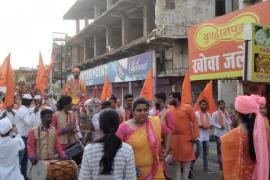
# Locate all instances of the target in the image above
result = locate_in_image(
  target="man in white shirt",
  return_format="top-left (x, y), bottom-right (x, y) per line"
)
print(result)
top-left (92, 101), bottom-right (111, 141)
top-left (0, 117), bottom-right (25, 180)
top-left (15, 94), bottom-right (40, 179)
top-left (30, 95), bottom-right (43, 126)
top-left (47, 94), bottom-right (57, 112)
top-left (211, 100), bottom-right (232, 170)
top-left (191, 100), bottom-right (214, 174)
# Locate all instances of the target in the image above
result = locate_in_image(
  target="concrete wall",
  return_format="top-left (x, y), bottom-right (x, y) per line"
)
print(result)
top-left (155, 0), bottom-right (215, 37)
top-left (157, 41), bottom-right (188, 76)
top-left (218, 80), bottom-right (237, 113)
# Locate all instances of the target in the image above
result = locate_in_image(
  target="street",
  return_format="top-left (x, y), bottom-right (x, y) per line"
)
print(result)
top-left (167, 158), bottom-right (222, 180)
top-left (167, 141), bottom-right (223, 180)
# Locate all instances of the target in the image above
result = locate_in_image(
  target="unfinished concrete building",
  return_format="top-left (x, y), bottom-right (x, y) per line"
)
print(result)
top-left (63, 0), bottom-right (243, 99)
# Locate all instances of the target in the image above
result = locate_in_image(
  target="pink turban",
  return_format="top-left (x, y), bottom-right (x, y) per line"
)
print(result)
top-left (235, 95), bottom-right (269, 180)
top-left (250, 95), bottom-right (266, 106)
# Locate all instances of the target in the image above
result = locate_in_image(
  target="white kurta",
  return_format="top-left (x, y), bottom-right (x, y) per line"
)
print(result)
top-left (0, 135), bottom-right (25, 180)
top-left (211, 110), bottom-right (232, 137)
top-left (195, 111), bottom-right (211, 141)
top-left (15, 105), bottom-right (40, 137)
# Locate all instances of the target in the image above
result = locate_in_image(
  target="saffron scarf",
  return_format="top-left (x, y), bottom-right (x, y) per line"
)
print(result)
top-left (218, 110), bottom-right (229, 127)
top-left (199, 110), bottom-right (210, 128)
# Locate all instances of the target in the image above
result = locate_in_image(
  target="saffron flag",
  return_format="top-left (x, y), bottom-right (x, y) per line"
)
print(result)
top-left (194, 80), bottom-right (217, 114)
top-left (42, 58), bottom-right (55, 87)
top-left (100, 78), bottom-right (111, 101)
top-left (0, 53), bottom-right (15, 107)
top-left (36, 53), bottom-right (55, 94)
top-left (140, 69), bottom-right (153, 101)
top-left (181, 70), bottom-right (192, 104)
top-left (35, 52), bottom-right (45, 93)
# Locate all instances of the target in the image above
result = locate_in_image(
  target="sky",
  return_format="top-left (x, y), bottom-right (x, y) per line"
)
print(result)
top-left (0, 0), bottom-right (77, 69)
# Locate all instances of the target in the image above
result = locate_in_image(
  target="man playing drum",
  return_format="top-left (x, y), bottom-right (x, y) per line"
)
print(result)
top-left (63, 67), bottom-right (87, 107)
top-left (27, 109), bottom-right (68, 164)
top-left (27, 109), bottom-right (78, 180)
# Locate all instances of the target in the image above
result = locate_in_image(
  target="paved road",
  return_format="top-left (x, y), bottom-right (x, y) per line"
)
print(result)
top-left (166, 158), bottom-right (222, 180)
top-left (167, 141), bottom-right (223, 180)
top-left (191, 158), bottom-right (222, 180)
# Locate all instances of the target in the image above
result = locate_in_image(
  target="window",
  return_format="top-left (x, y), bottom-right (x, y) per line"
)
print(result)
top-left (216, 0), bottom-right (239, 16)
top-left (215, 0), bottom-right (225, 16)
top-left (165, 0), bottom-right (175, 9)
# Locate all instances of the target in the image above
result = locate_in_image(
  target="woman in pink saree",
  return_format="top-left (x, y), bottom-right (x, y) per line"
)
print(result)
top-left (116, 97), bottom-right (171, 180)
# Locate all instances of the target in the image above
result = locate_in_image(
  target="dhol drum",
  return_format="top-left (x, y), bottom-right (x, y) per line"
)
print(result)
top-left (27, 160), bottom-right (78, 180)
top-left (64, 143), bottom-right (84, 165)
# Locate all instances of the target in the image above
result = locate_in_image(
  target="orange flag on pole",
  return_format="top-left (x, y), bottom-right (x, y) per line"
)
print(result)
top-left (194, 80), bottom-right (217, 114)
top-left (140, 69), bottom-right (153, 101)
top-left (0, 53), bottom-right (15, 107)
top-left (36, 52), bottom-right (45, 93)
top-left (181, 70), bottom-right (192, 104)
top-left (100, 78), bottom-right (111, 101)
top-left (42, 58), bottom-right (55, 87)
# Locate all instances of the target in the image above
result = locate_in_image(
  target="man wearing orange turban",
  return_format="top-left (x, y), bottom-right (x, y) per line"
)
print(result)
top-left (63, 67), bottom-right (87, 106)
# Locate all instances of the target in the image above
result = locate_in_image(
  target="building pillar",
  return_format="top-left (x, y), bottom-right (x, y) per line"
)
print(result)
top-left (94, 33), bottom-right (97, 57)
top-left (83, 39), bottom-right (88, 61)
top-left (84, 18), bottom-right (88, 27)
top-left (122, 14), bottom-right (129, 46)
top-left (236, 80), bottom-right (244, 95)
top-left (94, 2), bottom-right (101, 19)
top-left (143, 2), bottom-right (150, 36)
top-left (106, 26), bottom-right (112, 51)
top-left (107, 0), bottom-right (113, 10)
top-left (239, 0), bottom-right (253, 9)
top-left (236, 0), bottom-right (253, 95)
top-left (77, 45), bottom-right (81, 64)
top-left (152, 51), bottom-right (157, 97)
top-left (76, 20), bottom-right (80, 34)
top-left (128, 81), bottom-right (132, 94)
top-left (225, 0), bottom-right (233, 13)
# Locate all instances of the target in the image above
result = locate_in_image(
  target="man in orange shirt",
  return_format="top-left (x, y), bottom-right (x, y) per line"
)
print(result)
top-left (169, 92), bottom-right (199, 180)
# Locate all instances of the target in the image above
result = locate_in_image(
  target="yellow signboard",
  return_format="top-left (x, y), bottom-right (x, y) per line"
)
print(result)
top-left (245, 23), bottom-right (270, 82)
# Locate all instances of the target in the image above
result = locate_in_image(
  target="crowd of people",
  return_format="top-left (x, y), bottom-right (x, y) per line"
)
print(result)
top-left (0, 67), bottom-right (269, 180)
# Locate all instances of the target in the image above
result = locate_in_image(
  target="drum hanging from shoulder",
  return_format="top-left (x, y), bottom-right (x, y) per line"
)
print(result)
top-left (27, 160), bottom-right (78, 180)
top-left (64, 143), bottom-right (84, 165)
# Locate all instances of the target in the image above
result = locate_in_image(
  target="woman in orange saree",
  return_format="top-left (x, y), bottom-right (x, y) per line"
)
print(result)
top-left (221, 95), bottom-right (269, 180)
top-left (116, 97), bottom-right (171, 180)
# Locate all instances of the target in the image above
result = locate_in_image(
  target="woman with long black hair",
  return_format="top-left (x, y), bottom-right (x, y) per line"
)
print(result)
top-left (79, 108), bottom-right (136, 180)
top-left (221, 95), bottom-right (269, 180)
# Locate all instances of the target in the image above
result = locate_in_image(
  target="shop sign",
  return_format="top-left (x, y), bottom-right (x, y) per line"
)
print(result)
top-left (245, 23), bottom-right (270, 82)
top-left (78, 51), bottom-right (153, 85)
top-left (188, 1), bottom-right (270, 81)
